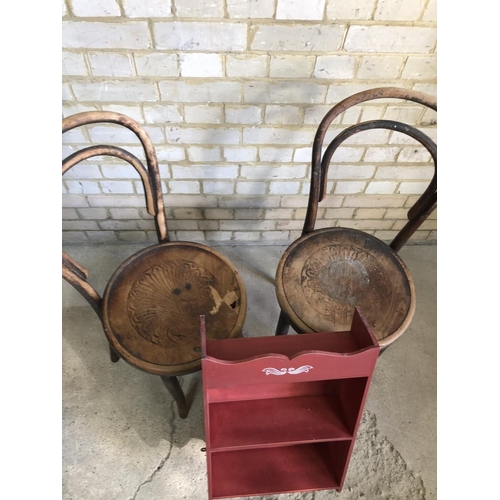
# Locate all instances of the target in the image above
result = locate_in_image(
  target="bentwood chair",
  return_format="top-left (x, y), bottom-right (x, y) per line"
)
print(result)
top-left (62, 111), bottom-right (247, 418)
top-left (274, 87), bottom-right (437, 351)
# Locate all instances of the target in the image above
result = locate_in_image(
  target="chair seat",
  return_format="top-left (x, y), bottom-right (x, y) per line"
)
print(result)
top-left (102, 242), bottom-right (247, 377)
top-left (275, 228), bottom-right (415, 348)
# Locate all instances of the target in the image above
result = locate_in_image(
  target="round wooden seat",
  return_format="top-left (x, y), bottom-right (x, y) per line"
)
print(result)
top-left (102, 242), bottom-right (247, 377)
top-left (275, 228), bottom-right (415, 349)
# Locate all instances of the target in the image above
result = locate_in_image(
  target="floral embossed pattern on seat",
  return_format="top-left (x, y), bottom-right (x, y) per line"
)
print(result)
top-left (127, 260), bottom-right (219, 347)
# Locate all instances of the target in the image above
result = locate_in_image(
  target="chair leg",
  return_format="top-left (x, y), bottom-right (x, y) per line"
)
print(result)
top-left (275, 310), bottom-right (291, 336)
top-left (161, 376), bottom-right (189, 419)
top-left (109, 344), bottom-right (120, 363)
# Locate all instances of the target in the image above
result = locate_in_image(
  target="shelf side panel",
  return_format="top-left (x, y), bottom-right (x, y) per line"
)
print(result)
top-left (350, 306), bottom-right (379, 349)
top-left (202, 328), bottom-right (213, 500)
top-left (338, 377), bottom-right (369, 435)
top-left (327, 440), bottom-right (352, 488)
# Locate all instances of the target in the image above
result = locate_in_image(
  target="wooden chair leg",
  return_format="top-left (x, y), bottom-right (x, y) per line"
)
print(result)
top-left (109, 344), bottom-right (120, 363)
top-left (161, 376), bottom-right (189, 419)
top-left (275, 310), bottom-right (291, 336)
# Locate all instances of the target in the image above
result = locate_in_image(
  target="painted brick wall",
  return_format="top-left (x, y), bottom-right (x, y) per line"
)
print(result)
top-left (62, 0), bottom-right (437, 245)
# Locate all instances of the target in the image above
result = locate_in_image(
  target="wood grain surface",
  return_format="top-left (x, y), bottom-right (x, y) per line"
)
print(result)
top-left (102, 242), bottom-right (247, 376)
top-left (276, 228), bottom-right (415, 348)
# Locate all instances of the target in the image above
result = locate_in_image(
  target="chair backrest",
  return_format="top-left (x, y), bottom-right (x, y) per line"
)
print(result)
top-left (62, 111), bottom-right (168, 316)
top-left (302, 87), bottom-right (437, 253)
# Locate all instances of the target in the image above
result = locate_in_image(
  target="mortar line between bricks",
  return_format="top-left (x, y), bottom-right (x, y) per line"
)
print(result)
top-left (62, 17), bottom-right (436, 28)
top-left (419, 0), bottom-right (432, 21)
top-left (62, 75), bottom-right (436, 82)
top-left (130, 400), bottom-right (177, 500)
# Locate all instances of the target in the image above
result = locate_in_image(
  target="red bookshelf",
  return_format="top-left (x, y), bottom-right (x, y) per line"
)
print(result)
top-left (201, 307), bottom-right (380, 499)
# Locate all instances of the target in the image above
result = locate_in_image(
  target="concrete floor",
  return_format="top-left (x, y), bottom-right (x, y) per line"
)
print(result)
top-left (62, 243), bottom-right (436, 500)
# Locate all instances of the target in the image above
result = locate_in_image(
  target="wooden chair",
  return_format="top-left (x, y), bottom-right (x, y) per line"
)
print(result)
top-left (62, 111), bottom-right (247, 418)
top-left (274, 87), bottom-right (437, 351)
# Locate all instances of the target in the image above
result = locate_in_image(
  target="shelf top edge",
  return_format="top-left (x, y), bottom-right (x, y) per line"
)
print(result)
top-left (203, 345), bottom-right (379, 365)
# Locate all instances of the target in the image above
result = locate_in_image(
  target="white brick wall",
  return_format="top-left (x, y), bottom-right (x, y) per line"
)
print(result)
top-left (314, 56), bottom-right (357, 79)
top-left (244, 82), bottom-right (327, 104)
top-left (225, 106), bottom-right (262, 124)
top-left (357, 56), bottom-right (404, 79)
top-left (365, 181), bottom-right (398, 194)
top-left (159, 81), bottom-right (241, 102)
top-left (169, 181), bottom-right (200, 194)
top-left (226, 55), bottom-right (268, 77)
top-left (243, 127), bottom-right (313, 145)
top-left (175, 0), bottom-right (224, 18)
top-left (223, 147), bottom-right (257, 162)
top-left (184, 105), bottom-right (223, 124)
top-left (251, 24), bottom-right (345, 51)
top-left (384, 106), bottom-right (423, 123)
top-left (171, 165), bottom-right (238, 179)
top-left (166, 127), bottom-right (239, 144)
top-left (265, 106), bottom-right (301, 125)
top-left (203, 181), bottom-right (235, 194)
top-left (154, 22), bottom-right (246, 51)
top-left (71, 0), bottom-right (121, 17)
top-left (270, 55), bottom-right (315, 78)
top-left (227, 0), bottom-right (274, 18)
top-left (187, 147), bottom-right (221, 162)
top-left (62, 83), bottom-right (73, 101)
top-left (422, 0), bottom-right (437, 21)
top-left (71, 81), bottom-right (157, 101)
top-left (135, 53), bottom-right (178, 76)
top-left (374, 0), bottom-right (426, 21)
top-left (62, 22), bottom-right (151, 49)
top-left (276, 0), bottom-right (326, 20)
top-left (64, 162), bottom-right (102, 179)
top-left (101, 104), bottom-right (144, 122)
top-left (402, 56), bottom-right (437, 80)
top-left (364, 147), bottom-right (400, 163)
top-left (62, 2), bottom-right (437, 245)
top-left (326, 0), bottom-right (376, 19)
top-left (180, 54), bottom-right (223, 77)
top-left (143, 104), bottom-right (182, 123)
top-left (122, 0), bottom-right (172, 18)
top-left (260, 148), bottom-right (293, 163)
top-left (345, 26), bottom-right (436, 53)
top-left (236, 183), bottom-right (267, 195)
top-left (62, 52), bottom-right (87, 76)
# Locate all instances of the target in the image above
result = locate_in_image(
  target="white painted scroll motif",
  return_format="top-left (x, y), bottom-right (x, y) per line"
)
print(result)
top-left (262, 365), bottom-right (313, 376)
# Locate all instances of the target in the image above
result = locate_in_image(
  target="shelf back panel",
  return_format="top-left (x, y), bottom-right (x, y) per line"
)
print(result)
top-left (206, 330), bottom-right (359, 361)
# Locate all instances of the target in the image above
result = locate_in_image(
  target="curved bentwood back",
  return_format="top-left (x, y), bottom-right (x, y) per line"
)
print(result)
top-left (62, 111), bottom-right (168, 316)
top-left (304, 87), bottom-right (437, 252)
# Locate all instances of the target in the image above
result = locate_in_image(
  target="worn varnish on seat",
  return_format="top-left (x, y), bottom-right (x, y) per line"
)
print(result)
top-left (275, 87), bottom-right (436, 350)
top-left (62, 111), bottom-right (246, 418)
top-left (103, 242), bottom-right (245, 377)
top-left (276, 227), bottom-right (415, 347)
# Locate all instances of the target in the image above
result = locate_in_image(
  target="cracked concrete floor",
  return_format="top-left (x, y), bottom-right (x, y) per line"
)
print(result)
top-left (62, 243), bottom-right (436, 500)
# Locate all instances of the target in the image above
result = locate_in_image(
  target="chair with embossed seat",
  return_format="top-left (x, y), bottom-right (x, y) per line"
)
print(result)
top-left (274, 87), bottom-right (437, 352)
top-left (62, 111), bottom-right (247, 418)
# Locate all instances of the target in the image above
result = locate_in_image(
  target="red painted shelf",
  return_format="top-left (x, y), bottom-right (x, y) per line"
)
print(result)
top-left (209, 388), bottom-right (365, 450)
top-left (210, 442), bottom-right (351, 499)
top-left (201, 307), bottom-right (380, 499)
